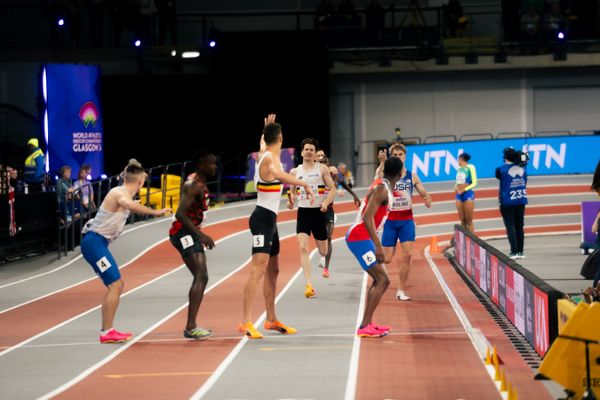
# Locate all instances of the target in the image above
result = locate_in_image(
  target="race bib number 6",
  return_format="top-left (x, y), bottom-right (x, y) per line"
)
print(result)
top-left (362, 250), bottom-right (376, 266)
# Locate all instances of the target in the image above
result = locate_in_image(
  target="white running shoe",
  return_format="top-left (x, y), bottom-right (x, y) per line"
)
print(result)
top-left (318, 256), bottom-right (326, 269)
top-left (517, 253), bottom-right (526, 259)
top-left (396, 289), bottom-right (410, 301)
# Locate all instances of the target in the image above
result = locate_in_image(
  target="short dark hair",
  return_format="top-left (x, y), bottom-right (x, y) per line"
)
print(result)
top-left (263, 123), bottom-right (282, 145)
top-left (301, 138), bottom-right (319, 151)
top-left (383, 157), bottom-right (403, 178)
top-left (592, 159), bottom-right (600, 194)
top-left (503, 147), bottom-right (517, 162)
top-left (192, 150), bottom-right (214, 168)
top-left (124, 164), bottom-right (145, 183)
top-left (459, 152), bottom-right (471, 162)
top-left (81, 163), bottom-right (91, 171)
top-left (58, 165), bottom-right (71, 176)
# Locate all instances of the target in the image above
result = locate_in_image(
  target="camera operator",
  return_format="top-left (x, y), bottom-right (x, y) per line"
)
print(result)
top-left (496, 148), bottom-right (529, 259)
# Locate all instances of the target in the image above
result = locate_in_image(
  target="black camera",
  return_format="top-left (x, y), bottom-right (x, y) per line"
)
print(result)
top-left (515, 150), bottom-right (529, 167)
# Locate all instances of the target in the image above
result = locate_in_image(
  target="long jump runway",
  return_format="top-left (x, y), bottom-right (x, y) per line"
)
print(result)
top-left (0, 176), bottom-right (595, 399)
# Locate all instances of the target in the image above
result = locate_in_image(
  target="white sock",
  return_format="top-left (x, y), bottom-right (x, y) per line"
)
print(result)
top-left (100, 327), bottom-right (113, 335)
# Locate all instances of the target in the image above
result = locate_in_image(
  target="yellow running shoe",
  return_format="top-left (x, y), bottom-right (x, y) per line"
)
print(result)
top-left (304, 284), bottom-right (316, 298)
top-left (237, 322), bottom-right (263, 339)
top-left (264, 320), bottom-right (297, 335)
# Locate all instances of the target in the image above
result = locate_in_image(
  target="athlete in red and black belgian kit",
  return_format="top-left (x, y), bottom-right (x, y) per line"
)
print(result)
top-left (169, 150), bottom-right (217, 340)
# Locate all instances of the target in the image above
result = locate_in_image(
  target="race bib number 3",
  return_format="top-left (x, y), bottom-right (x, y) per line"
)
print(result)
top-left (253, 235), bottom-right (265, 248)
top-left (96, 256), bottom-right (112, 273)
top-left (180, 235), bottom-right (194, 249)
top-left (361, 250), bottom-right (376, 266)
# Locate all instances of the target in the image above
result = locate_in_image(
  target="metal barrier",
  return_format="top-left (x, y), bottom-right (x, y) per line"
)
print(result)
top-left (496, 131), bottom-right (531, 139)
top-left (424, 134), bottom-right (457, 143)
top-left (534, 130), bottom-right (572, 137)
top-left (459, 133), bottom-right (494, 141)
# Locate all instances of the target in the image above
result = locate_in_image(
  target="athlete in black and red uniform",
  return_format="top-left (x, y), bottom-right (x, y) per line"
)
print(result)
top-left (169, 150), bottom-right (217, 340)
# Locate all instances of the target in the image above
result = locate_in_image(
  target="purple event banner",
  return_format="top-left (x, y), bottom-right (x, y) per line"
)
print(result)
top-left (244, 148), bottom-right (296, 193)
top-left (581, 202), bottom-right (600, 244)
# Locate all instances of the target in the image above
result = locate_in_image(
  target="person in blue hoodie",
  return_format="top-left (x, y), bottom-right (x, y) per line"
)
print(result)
top-left (496, 147), bottom-right (528, 260)
top-left (23, 138), bottom-right (45, 192)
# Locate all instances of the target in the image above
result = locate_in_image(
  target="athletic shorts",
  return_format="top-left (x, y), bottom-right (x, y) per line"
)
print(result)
top-left (345, 238), bottom-right (378, 271)
top-left (170, 228), bottom-right (204, 258)
top-left (455, 190), bottom-right (475, 202)
top-left (296, 207), bottom-right (328, 241)
top-left (381, 219), bottom-right (416, 247)
top-left (81, 231), bottom-right (121, 286)
top-left (249, 206), bottom-right (280, 256)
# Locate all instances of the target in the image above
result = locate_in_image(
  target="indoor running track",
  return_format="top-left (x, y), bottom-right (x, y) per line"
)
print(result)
top-left (0, 175), bottom-right (595, 400)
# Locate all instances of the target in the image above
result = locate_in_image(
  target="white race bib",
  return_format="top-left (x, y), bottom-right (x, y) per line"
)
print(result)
top-left (362, 250), bottom-right (376, 266)
top-left (390, 193), bottom-right (411, 211)
top-left (180, 234), bottom-right (194, 249)
top-left (253, 235), bottom-right (265, 247)
top-left (96, 256), bottom-right (112, 273)
top-left (456, 171), bottom-right (466, 184)
top-left (297, 184), bottom-right (318, 200)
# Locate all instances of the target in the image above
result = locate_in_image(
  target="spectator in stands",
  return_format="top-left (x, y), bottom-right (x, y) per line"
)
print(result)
top-left (443, 0), bottom-right (465, 38)
top-left (24, 138), bottom-right (45, 193)
top-left (543, 2), bottom-right (567, 41)
top-left (496, 148), bottom-right (529, 259)
top-left (6, 167), bottom-right (23, 194)
top-left (520, 5), bottom-right (541, 44)
top-left (337, 162), bottom-right (354, 188)
top-left (56, 165), bottom-right (78, 223)
top-left (74, 163), bottom-right (95, 216)
top-left (156, 0), bottom-right (177, 45)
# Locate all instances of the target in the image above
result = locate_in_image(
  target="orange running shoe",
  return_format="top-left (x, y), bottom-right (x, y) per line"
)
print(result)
top-left (237, 322), bottom-right (263, 339)
top-left (264, 320), bottom-right (297, 335)
top-left (304, 284), bottom-right (316, 298)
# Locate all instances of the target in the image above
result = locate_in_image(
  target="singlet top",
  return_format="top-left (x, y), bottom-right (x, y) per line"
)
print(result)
top-left (324, 168), bottom-right (336, 212)
top-left (82, 186), bottom-right (131, 242)
top-left (295, 162), bottom-right (326, 208)
top-left (456, 164), bottom-right (477, 192)
top-left (255, 151), bottom-right (283, 215)
top-left (169, 173), bottom-right (210, 236)
top-left (497, 163), bottom-right (528, 206)
top-left (346, 178), bottom-right (393, 242)
top-left (387, 170), bottom-right (414, 221)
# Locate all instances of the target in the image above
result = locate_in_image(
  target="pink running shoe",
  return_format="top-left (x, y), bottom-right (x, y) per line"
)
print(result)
top-left (356, 324), bottom-right (387, 338)
top-left (100, 328), bottom-right (133, 344)
top-left (372, 324), bottom-right (391, 333)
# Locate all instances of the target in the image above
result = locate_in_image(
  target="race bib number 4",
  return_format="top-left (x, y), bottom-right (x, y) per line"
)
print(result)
top-left (253, 235), bottom-right (265, 248)
top-left (180, 235), bottom-right (194, 249)
top-left (361, 250), bottom-right (376, 266)
top-left (96, 256), bottom-right (112, 273)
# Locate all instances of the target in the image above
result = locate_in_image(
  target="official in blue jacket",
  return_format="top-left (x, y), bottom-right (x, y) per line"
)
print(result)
top-left (496, 148), bottom-right (528, 260)
top-left (24, 138), bottom-right (45, 192)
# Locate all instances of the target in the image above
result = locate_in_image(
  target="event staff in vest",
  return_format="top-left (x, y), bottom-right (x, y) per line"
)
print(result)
top-left (239, 114), bottom-right (315, 339)
top-left (288, 138), bottom-right (337, 298)
top-left (169, 150), bottom-right (217, 340)
top-left (346, 157), bottom-right (404, 338)
top-left (375, 143), bottom-right (432, 301)
top-left (496, 147), bottom-right (529, 260)
top-left (24, 138), bottom-right (45, 192)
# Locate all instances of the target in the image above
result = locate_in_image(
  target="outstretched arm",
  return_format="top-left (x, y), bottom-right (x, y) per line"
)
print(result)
top-left (116, 191), bottom-right (171, 216)
top-left (413, 172), bottom-right (431, 208)
top-left (374, 149), bottom-right (387, 179)
top-left (332, 166), bottom-right (360, 206)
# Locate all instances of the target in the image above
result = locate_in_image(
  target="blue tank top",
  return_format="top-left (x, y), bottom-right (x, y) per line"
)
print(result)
top-left (497, 164), bottom-right (528, 206)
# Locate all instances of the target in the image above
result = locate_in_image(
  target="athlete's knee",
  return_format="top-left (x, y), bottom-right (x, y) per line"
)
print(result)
top-left (380, 273), bottom-right (390, 289)
top-left (299, 241), bottom-right (310, 253)
top-left (402, 251), bottom-right (412, 264)
top-left (196, 271), bottom-right (209, 286)
top-left (109, 279), bottom-right (124, 293)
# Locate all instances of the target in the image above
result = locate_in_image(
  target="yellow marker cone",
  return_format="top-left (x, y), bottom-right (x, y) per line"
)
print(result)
top-left (507, 382), bottom-right (516, 400)
top-left (494, 362), bottom-right (501, 381)
top-left (485, 347), bottom-right (492, 365)
top-left (492, 345), bottom-right (499, 366)
top-left (500, 369), bottom-right (507, 391)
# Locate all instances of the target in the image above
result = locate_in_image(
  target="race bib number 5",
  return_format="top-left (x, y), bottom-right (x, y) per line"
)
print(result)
top-left (253, 235), bottom-right (265, 247)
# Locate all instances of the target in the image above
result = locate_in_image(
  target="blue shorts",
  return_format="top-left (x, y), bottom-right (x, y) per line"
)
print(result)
top-left (345, 238), bottom-right (378, 271)
top-left (381, 219), bottom-right (415, 247)
top-left (81, 231), bottom-right (121, 286)
top-left (455, 190), bottom-right (475, 202)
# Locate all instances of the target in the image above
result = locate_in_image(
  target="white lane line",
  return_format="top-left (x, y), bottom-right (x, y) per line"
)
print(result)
top-left (0, 229), bottom-right (247, 358)
top-left (344, 268), bottom-right (368, 400)
top-left (189, 243), bottom-right (341, 400)
top-left (37, 232), bottom-right (312, 400)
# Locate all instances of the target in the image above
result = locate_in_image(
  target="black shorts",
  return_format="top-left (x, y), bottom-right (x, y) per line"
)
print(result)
top-left (249, 206), bottom-right (280, 256)
top-left (297, 207), bottom-right (328, 241)
top-left (324, 208), bottom-right (335, 224)
top-left (170, 228), bottom-right (204, 258)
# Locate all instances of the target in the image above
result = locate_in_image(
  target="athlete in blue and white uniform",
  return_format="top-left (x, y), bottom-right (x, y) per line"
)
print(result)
top-left (455, 152), bottom-right (477, 232)
top-left (81, 164), bottom-right (170, 343)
